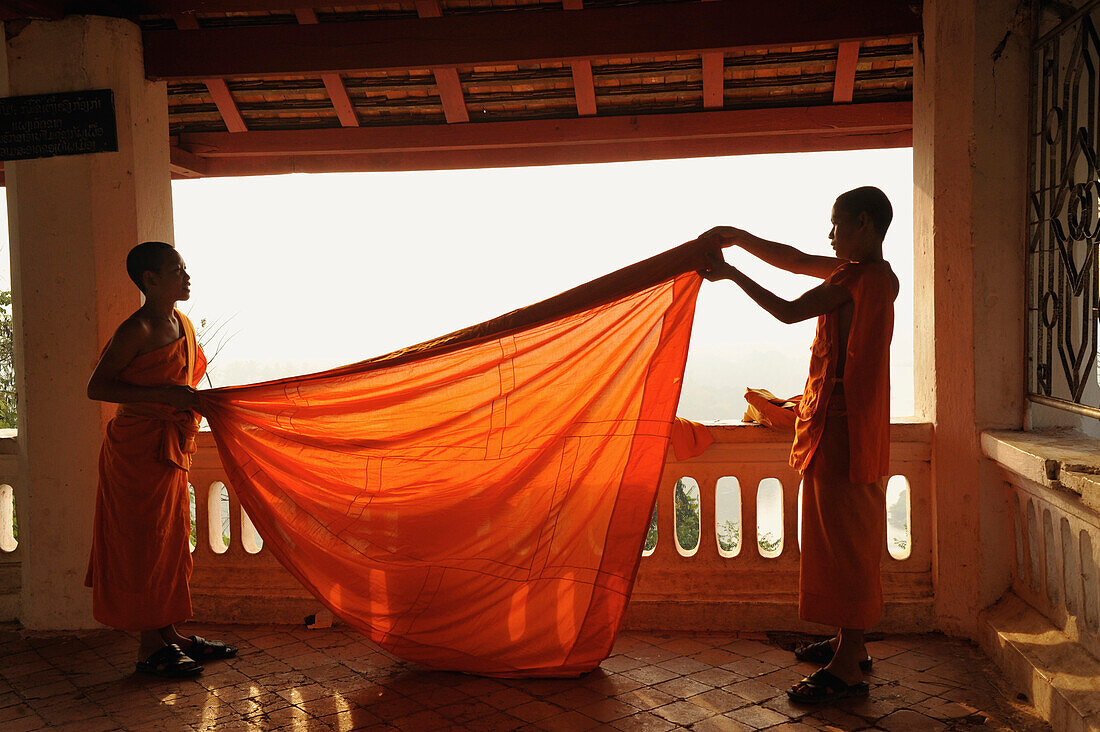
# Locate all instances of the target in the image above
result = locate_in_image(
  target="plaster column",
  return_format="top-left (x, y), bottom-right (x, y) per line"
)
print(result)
top-left (1, 16), bottom-right (174, 628)
top-left (912, 0), bottom-right (1029, 636)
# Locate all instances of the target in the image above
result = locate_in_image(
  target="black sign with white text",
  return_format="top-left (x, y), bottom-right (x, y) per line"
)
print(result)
top-left (0, 89), bottom-right (118, 161)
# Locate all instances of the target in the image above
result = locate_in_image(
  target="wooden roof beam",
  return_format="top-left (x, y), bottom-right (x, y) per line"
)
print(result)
top-left (144, 0), bottom-right (920, 80)
top-left (414, 0), bottom-right (469, 124)
top-left (294, 7), bottom-right (359, 127)
top-left (562, 0), bottom-right (596, 117)
top-left (833, 41), bottom-right (860, 103)
top-left (170, 145), bottom-right (209, 177)
top-left (702, 51), bottom-right (724, 109)
top-left (174, 13), bottom-right (248, 132)
top-left (178, 101), bottom-right (911, 157)
top-left (181, 128), bottom-right (912, 178)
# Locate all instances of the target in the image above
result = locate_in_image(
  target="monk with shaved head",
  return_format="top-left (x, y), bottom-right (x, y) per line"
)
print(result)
top-left (698, 186), bottom-right (898, 703)
top-left (86, 241), bottom-right (237, 678)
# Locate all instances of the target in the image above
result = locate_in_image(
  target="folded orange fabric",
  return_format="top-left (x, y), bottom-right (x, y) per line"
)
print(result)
top-left (743, 388), bottom-right (801, 429)
top-left (670, 417), bottom-right (714, 460)
top-left (202, 241), bottom-right (711, 677)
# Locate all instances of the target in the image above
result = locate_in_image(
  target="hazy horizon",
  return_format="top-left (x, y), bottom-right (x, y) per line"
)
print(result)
top-left (171, 148), bottom-right (914, 421)
top-left (0, 148), bottom-right (915, 422)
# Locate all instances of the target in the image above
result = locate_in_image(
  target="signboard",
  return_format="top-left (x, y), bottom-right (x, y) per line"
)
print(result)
top-left (0, 89), bottom-right (118, 161)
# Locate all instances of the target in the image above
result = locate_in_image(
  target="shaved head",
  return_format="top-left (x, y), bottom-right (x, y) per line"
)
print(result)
top-left (834, 186), bottom-right (893, 239)
top-left (126, 242), bottom-right (176, 293)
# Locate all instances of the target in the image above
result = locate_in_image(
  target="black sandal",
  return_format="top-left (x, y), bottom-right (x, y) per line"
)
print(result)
top-left (793, 639), bottom-right (873, 672)
top-left (188, 635), bottom-right (238, 661)
top-left (136, 643), bottom-right (204, 678)
top-left (787, 668), bottom-right (869, 705)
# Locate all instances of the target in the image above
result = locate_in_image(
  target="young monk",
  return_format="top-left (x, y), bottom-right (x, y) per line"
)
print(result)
top-left (697, 186), bottom-right (898, 703)
top-left (86, 241), bottom-right (237, 678)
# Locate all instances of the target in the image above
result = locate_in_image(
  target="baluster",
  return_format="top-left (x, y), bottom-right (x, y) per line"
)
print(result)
top-left (741, 470), bottom-right (760, 563)
top-left (782, 472), bottom-right (800, 561)
top-left (650, 474), bottom-right (679, 561)
top-left (697, 471), bottom-right (717, 559)
top-left (226, 481), bottom-right (245, 558)
top-left (193, 481), bottom-right (211, 557)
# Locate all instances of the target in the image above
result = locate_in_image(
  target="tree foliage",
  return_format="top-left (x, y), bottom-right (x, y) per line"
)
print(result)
top-left (0, 291), bottom-right (15, 429)
top-left (673, 478), bottom-right (700, 551)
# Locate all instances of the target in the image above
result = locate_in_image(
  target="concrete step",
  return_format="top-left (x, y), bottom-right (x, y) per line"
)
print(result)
top-left (981, 592), bottom-right (1100, 732)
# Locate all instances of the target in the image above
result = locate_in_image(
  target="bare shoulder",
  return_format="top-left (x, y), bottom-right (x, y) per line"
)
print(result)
top-left (109, 313), bottom-right (157, 353)
top-left (858, 259), bottom-right (899, 300)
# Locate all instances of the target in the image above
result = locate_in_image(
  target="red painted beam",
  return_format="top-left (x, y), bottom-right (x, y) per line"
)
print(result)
top-left (294, 8), bottom-right (359, 127)
top-left (143, 0), bottom-right (921, 80)
top-left (702, 51), bottom-right (724, 109)
top-left (563, 0), bottom-right (596, 117)
top-left (204, 78), bottom-right (248, 133)
top-left (432, 67), bottom-right (469, 124)
top-left (833, 41), bottom-right (860, 103)
top-left (182, 128), bottom-right (913, 178)
top-left (179, 102), bottom-right (911, 157)
top-left (170, 145), bottom-right (208, 177)
top-left (321, 74), bottom-right (359, 127)
top-left (569, 60), bottom-right (597, 117)
top-left (175, 14), bottom-right (249, 133)
top-left (413, 0), bottom-right (468, 123)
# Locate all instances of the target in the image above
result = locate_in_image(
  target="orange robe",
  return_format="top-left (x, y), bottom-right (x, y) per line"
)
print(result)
top-left (790, 260), bottom-right (897, 628)
top-left (85, 311), bottom-right (207, 631)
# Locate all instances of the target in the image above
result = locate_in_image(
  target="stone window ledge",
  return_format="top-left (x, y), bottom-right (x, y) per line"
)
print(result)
top-left (982, 429), bottom-right (1100, 511)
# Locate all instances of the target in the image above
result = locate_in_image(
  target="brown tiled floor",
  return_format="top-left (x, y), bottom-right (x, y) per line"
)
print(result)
top-left (0, 624), bottom-right (1050, 731)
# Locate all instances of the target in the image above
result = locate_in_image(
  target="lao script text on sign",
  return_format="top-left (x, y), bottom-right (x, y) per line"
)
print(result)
top-left (0, 89), bottom-right (118, 161)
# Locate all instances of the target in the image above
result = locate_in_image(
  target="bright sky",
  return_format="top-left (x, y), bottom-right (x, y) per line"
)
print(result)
top-left (174, 147), bottom-right (915, 420)
top-left (2, 147), bottom-right (916, 421)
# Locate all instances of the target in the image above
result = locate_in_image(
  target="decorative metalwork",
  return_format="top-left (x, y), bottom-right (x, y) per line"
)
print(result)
top-left (1029, 2), bottom-right (1100, 416)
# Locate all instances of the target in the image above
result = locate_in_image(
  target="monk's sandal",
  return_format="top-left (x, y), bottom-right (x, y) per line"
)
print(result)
top-left (136, 643), bottom-right (203, 678)
top-left (793, 639), bottom-right (873, 672)
top-left (188, 635), bottom-right (238, 662)
top-left (787, 668), bottom-right (869, 705)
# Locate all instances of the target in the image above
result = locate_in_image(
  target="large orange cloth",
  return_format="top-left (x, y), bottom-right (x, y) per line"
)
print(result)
top-left (790, 260), bottom-right (897, 628)
top-left (202, 242), bottom-right (710, 677)
top-left (85, 311), bottom-right (207, 631)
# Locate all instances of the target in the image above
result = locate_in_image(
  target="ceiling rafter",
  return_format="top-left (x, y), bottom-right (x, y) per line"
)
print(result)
top-left (702, 52), bottom-right (724, 109)
top-left (294, 7), bottom-right (359, 127)
top-left (833, 41), bottom-right (861, 103)
top-left (415, 0), bottom-right (469, 124)
top-left (174, 13), bottom-right (248, 132)
top-left (143, 0), bottom-right (920, 81)
top-left (563, 0), bottom-right (597, 117)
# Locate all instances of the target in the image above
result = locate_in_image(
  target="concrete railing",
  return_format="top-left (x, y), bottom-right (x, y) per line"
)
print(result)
top-left (628, 421), bottom-right (934, 631)
top-left (983, 430), bottom-right (1100, 661)
top-left (186, 422), bottom-right (934, 630)
top-left (0, 423), bottom-right (936, 631)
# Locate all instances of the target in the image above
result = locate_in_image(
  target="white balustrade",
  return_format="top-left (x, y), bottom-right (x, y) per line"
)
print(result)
top-left (984, 430), bottom-right (1100, 661)
top-left (0, 426), bottom-right (936, 629)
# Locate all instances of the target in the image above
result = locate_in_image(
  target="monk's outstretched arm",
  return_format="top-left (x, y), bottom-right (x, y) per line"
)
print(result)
top-left (698, 226), bottom-right (841, 279)
top-left (88, 320), bottom-right (201, 412)
top-left (700, 251), bottom-right (849, 324)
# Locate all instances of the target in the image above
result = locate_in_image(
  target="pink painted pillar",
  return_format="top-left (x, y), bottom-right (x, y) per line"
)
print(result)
top-left (912, 0), bottom-right (1029, 636)
top-left (1, 16), bottom-right (174, 628)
